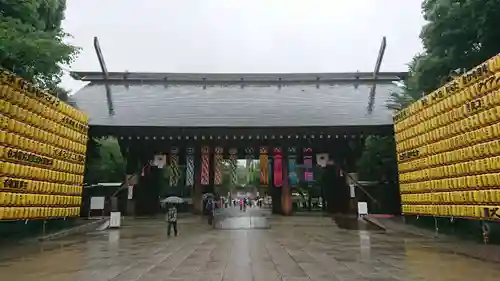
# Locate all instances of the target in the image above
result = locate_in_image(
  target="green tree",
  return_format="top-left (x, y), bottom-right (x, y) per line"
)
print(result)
top-left (412, 0), bottom-right (500, 94)
top-left (84, 137), bottom-right (125, 184)
top-left (0, 0), bottom-right (79, 100)
top-left (357, 136), bottom-right (397, 182)
top-left (386, 57), bottom-right (425, 111)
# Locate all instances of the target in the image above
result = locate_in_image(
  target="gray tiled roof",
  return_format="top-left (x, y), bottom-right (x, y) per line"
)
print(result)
top-left (71, 72), bottom-right (401, 128)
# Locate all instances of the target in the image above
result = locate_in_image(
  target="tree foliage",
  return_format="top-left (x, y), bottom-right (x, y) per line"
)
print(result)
top-left (357, 136), bottom-right (397, 182)
top-left (0, 0), bottom-right (79, 99)
top-left (413, 0), bottom-right (500, 94)
top-left (386, 56), bottom-right (426, 110)
top-left (386, 81), bottom-right (421, 111)
top-left (84, 138), bottom-right (125, 184)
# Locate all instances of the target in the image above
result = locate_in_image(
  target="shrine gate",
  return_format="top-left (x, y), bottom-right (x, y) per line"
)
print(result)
top-left (71, 71), bottom-right (404, 215)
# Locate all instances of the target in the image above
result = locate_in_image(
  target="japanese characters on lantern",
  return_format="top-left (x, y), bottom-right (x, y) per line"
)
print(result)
top-left (394, 54), bottom-right (500, 220)
top-left (0, 69), bottom-right (88, 220)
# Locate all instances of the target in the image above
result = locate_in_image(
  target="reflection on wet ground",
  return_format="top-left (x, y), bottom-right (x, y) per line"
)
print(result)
top-left (333, 215), bottom-right (383, 231)
top-left (216, 209), bottom-right (270, 230)
top-left (0, 208), bottom-right (499, 281)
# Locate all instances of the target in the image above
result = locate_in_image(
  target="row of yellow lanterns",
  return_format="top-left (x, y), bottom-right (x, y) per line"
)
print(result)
top-left (0, 69), bottom-right (88, 124)
top-left (402, 204), bottom-right (500, 220)
top-left (393, 54), bottom-right (500, 127)
top-left (397, 108), bottom-right (500, 155)
top-left (0, 207), bottom-right (80, 220)
top-left (398, 137), bottom-right (500, 172)
top-left (0, 100), bottom-right (87, 144)
top-left (0, 177), bottom-right (81, 195)
top-left (0, 192), bottom-right (81, 206)
top-left (0, 146), bottom-right (84, 174)
top-left (401, 190), bottom-right (500, 204)
top-left (400, 172), bottom-right (500, 192)
top-left (0, 161), bottom-right (84, 185)
top-left (0, 117), bottom-right (87, 154)
top-left (395, 75), bottom-right (500, 134)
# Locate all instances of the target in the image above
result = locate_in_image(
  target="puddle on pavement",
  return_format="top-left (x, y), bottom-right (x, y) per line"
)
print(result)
top-left (0, 239), bottom-right (82, 262)
top-left (216, 216), bottom-right (270, 230)
top-left (333, 216), bottom-right (384, 231)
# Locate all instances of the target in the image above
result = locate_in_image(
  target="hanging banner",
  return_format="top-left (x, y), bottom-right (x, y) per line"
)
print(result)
top-left (185, 147), bottom-right (195, 187)
top-left (273, 147), bottom-right (283, 187)
top-left (259, 147), bottom-right (269, 186)
top-left (229, 148), bottom-right (238, 187)
top-left (268, 156), bottom-right (273, 185)
top-left (214, 147), bottom-right (224, 185)
top-left (152, 154), bottom-right (167, 168)
top-left (288, 147), bottom-right (298, 186)
top-left (303, 147), bottom-right (314, 182)
top-left (245, 147), bottom-right (255, 184)
top-left (169, 147), bottom-right (180, 186)
top-left (201, 146), bottom-right (210, 185)
top-left (316, 153), bottom-right (329, 168)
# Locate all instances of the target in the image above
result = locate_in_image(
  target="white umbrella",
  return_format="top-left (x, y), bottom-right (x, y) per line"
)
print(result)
top-left (202, 193), bottom-right (215, 199)
top-left (160, 196), bottom-right (184, 204)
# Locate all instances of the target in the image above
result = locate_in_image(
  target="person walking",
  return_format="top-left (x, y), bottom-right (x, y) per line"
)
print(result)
top-left (166, 204), bottom-right (178, 237)
top-left (207, 199), bottom-right (215, 225)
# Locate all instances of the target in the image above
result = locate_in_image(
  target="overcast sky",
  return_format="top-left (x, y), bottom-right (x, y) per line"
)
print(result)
top-left (61, 0), bottom-right (425, 92)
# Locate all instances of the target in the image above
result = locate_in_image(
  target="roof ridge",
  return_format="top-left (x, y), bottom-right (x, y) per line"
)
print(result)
top-left (71, 71), bottom-right (407, 83)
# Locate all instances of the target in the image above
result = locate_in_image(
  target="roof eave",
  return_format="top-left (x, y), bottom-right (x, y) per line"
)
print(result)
top-left (70, 71), bottom-right (408, 83)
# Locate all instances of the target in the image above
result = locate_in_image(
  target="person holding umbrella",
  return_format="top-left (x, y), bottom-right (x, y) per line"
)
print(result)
top-left (166, 203), bottom-right (178, 236)
top-left (207, 198), bottom-right (216, 225)
top-left (161, 196), bottom-right (183, 237)
top-left (202, 193), bottom-right (217, 225)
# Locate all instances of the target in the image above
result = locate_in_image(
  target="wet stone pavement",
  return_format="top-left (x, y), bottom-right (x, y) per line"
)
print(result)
top-left (1, 208), bottom-right (500, 281)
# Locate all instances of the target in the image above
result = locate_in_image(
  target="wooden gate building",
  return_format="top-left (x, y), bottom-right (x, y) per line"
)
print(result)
top-left (71, 71), bottom-right (405, 215)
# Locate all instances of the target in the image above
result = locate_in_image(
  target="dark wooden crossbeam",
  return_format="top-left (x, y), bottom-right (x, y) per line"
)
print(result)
top-left (93, 36), bottom-right (115, 116)
top-left (367, 36), bottom-right (387, 114)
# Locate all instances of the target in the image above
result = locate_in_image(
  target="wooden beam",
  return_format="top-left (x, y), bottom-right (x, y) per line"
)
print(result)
top-left (367, 37), bottom-right (387, 114)
top-left (93, 36), bottom-right (115, 116)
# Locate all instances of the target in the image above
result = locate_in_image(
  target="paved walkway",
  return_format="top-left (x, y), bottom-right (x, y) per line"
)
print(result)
top-left (0, 208), bottom-right (499, 281)
top-left (365, 215), bottom-right (500, 263)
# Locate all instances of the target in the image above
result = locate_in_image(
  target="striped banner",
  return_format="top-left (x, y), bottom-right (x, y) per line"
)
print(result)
top-left (229, 148), bottom-right (238, 187)
top-left (268, 156), bottom-right (273, 185)
top-left (201, 146), bottom-right (210, 185)
top-left (273, 147), bottom-right (283, 187)
top-left (303, 147), bottom-right (314, 182)
top-left (185, 147), bottom-right (195, 187)
top-left (288, 147), bottom-right (298, 186)
top-left (259, 147), bottom-right (269, 186)
top-left (169, 147), bottom-right (180, 187)
top-left (214, 147), bottom-right (224, 185)
top-left (245, 147), bottom-right (254, 184)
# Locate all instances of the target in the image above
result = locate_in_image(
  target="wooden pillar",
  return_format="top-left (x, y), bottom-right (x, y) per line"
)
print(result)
top-left (193, 147), bottom-right (203, 214)
top-left (347, 172), bottom-right (359, 214)
top-left (281, 156), bottom-right (292, 215)
top-left (125, 143), bottom-right (140, 216)
top-left (270, 155), bottom-right (281, 214)
top-left (116, 139), bottom-right (131, 215)
top-left (207, 145), bottom-right (215, 195)
top-left (323, 145), bottom-right (338, 214)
